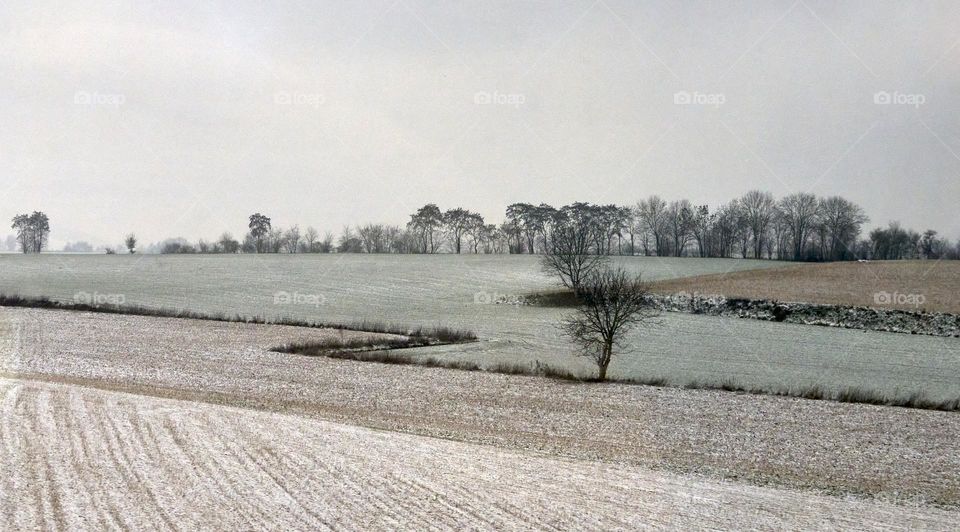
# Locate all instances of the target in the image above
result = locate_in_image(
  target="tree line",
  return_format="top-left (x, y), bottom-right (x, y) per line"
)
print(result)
top-left (152, 190), bottom-right (959, 261)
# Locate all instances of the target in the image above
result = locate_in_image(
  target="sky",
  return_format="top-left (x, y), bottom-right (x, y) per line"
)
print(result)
top-left (1, 0), bottom-right (959, 248)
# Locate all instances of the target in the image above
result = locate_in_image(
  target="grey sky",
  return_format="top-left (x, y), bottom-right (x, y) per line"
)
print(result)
top-left (2, 0), bottom-right (958, 248)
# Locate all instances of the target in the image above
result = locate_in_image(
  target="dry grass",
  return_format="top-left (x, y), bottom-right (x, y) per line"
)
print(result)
top-left (0, 293), bottom-right (477, 343)
top-left (649, 260), bottom-right (960, 313)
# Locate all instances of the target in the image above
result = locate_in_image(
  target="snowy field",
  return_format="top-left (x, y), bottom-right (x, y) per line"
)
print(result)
top-left (3, 377), bottom-right (956, 530)
top-left (1, 254), bottom-right (958, 400)
top-left (2, 307), bottom-right (959, 527)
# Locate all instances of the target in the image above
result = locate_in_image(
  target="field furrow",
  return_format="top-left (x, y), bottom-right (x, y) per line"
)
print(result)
top-left (2, 377), bottom-right (957, 531)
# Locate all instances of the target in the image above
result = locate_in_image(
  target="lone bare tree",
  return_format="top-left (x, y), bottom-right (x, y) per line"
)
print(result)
top-left (560, 267), bottom-right (659, 381)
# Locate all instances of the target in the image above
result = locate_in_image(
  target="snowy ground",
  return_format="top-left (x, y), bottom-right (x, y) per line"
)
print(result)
top-left (2, 254), bottom-right (957, 399)
top-left (2, 307), bottom-right (959, 529)
top-left (2, 377), bottom-right (957, 531)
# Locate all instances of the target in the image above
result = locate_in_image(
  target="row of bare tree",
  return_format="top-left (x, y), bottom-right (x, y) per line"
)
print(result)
top-left (149, 193), bottom-right (959, 261)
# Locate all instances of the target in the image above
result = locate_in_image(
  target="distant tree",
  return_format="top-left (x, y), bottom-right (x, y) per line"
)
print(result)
top-left (778, 193), bottom-right (820, 260)
top-left (124, 233), bottom-right (137, 254)
top-left (303, 226), bottom-right (319, 253)
top-left (443, 208), bottom-right (484, 254)
top-left (319, 231), bottom-right (334, 253)
top-left (63, 241), bottom-right (93, 253)
top-left (690, 205), bottom-right (713, 257)
top-left (665, 200), bottom-right (694, 257)
top-left (11, 214), bottom-right (31, 253)
top-left (407, 204), bottom-right (444, 253)
top-left (560, 267), bottom-right (659, 381)
top-left (818, 196), bottom-right (868, 261)
top-left (337, 226), bottom-right (364, 253)
top-left (248, 213), bottom-right (271, 253)
top-left (739, 190), bottom-right (776, 258)
top-left (541, 204), bottom-right (607, 291)
top-left (217, 232), bottom-right (240, 254)
top-left (283, 225), bottom-right (301, 253)
top-left (358, 223), bottom-right (387, 253)
top-left (11, 212), bottom-right (50, 253)
top-left (637, 196), bottom-right (669, 256)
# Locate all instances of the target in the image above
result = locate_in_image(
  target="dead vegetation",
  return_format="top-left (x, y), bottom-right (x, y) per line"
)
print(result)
top-left (648, 260), bottom-right (960, 313)
top-left (0, 293), bottom-right (476, 343)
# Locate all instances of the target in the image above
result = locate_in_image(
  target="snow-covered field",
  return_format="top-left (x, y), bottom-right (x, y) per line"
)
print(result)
top-left (4, 307), bottom-right (960, 512)
top-left (1, 254), bottom-right (957, 400)
top-left (3, 376), bottom-right (957, 530)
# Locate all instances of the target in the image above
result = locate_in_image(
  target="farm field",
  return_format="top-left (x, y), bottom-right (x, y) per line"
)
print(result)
top-left (1, 254), bottom-right (958, 401)
top-left (3, 307), bottom-right (960, 518)
top-left (650, 260), bottom-right (960, 313)
top-left (3, 376), bottom-right (957, 530)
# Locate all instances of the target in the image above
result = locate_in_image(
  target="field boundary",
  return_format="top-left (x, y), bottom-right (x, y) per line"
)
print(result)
top-left (272, 343), bottom-right (960, 412)
top-left (0, 294), bottom-right (477, 342)
top-left (520, 290), bottom-right (960, 338)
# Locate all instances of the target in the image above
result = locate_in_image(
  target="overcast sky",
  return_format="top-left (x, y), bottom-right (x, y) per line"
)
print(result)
top-left (2, 0), bottom-right (959, 248)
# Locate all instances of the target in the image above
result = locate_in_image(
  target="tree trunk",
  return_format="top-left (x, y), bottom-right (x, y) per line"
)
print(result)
top-left (597, 362), bottom-right (608, 381)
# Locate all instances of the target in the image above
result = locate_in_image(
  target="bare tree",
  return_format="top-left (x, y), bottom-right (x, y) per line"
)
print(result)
top-left (665, 200), bottom-right (694, 257)
top-left (739, 190), bottom-right (776, 258)
top-left (560, 267), bottom-right (659, 381)
top-left (637, 196), bottom-right (669, 256)
top-left (818, 196), bottom-right (868, 261)
top-left (320, 231), bottom-right (334, 253)
top-left (217, 232), bottom-right (240, 254)
top-left (778, 192), bottom-right (820, 260)
top-left (283, 225), bottom-right (301, 253)
top-left (541, 208), bottom-right (607, 292)
top-left (303, 226), bottom-right (319, 252)
top-left (124, 233), bottom-right (137, 254)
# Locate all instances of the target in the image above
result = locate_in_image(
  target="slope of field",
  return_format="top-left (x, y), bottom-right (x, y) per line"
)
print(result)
top-left (4, 307), bottom-right (960, 507)
top-left (1, 254), bottom-right (957, 400)
top-left (650, 260), bottom-right (960, 313)
top-left (2, 377), bottom-right (956, 531)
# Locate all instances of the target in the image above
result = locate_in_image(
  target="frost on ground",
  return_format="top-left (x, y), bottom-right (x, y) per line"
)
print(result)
top-left (2, 378), bottom-right (957, 531)
top-left (1, 307), bottom-right (959, 528)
